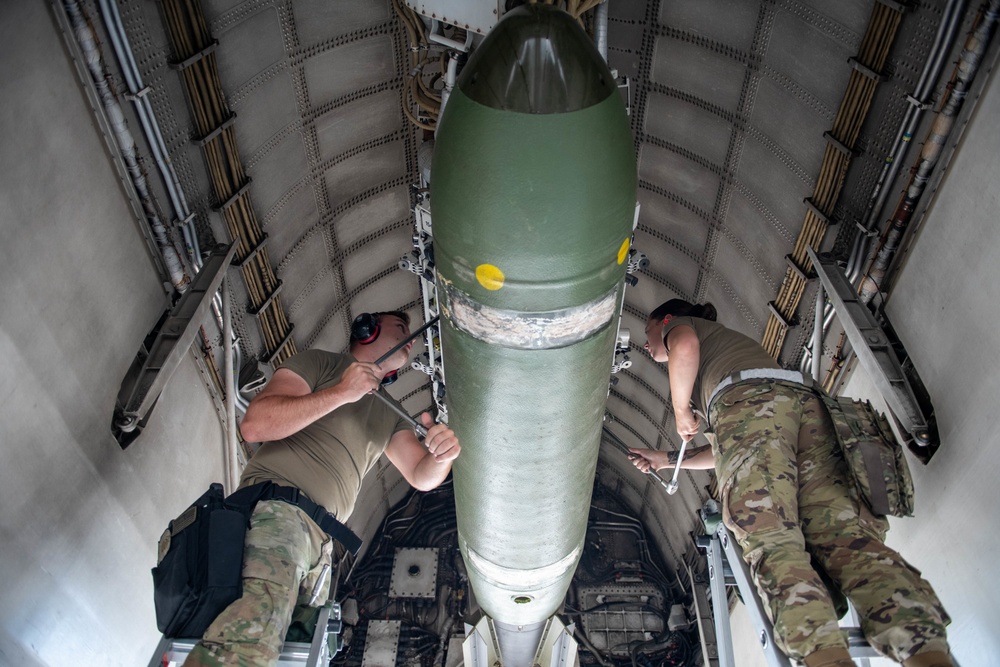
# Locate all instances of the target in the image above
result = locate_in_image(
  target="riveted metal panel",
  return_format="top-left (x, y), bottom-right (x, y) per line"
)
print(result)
top-left (404, 0), bottom-right (502, 34)
top-left (361, 620), bottom-right (402, 667)
top-left (389, 547), bottom-right (440, 599)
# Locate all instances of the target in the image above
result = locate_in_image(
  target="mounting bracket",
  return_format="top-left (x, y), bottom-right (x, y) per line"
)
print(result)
top-left (806, 247), bottom-right (934, 448)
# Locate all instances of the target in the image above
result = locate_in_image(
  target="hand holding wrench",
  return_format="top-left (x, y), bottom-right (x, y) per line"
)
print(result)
top-left (370, 389), bottom-right (428, 439)
top-left (666, 439), bottom-right (691, 495)
top-left (368, 315), bottom-right (441, 439)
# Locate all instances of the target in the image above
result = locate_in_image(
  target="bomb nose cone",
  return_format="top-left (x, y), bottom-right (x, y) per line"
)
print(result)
top-left (457, 4), bottom-right (616, 114)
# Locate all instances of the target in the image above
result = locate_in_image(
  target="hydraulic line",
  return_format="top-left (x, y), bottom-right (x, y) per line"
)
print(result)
top-left (223, 275), bottom-right (240, 493)
top-left (798, 302), bottom-right (835, 374)
top-left (859, 0), bottom-right (1000, 303)
top-left (392, 0), bottom-right (441, 130)
top-left (801, 0), bottom-right (979, 370)
top-left (97, 0), bottom-right (200, 271)
top-left (812, 285), bottom-right (824, 379)
top-left (848, 0), bottom-right (971, 284)
top-left (595, 0), bottom-right (609, 60)
top-left (94, 0), bottom-right (260, 419)
top-left (63, 0), bottom-right (189, 293)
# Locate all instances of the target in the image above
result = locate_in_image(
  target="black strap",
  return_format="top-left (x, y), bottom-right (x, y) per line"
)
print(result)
top-left (227, 482), bottom-right (363, 556)
top-left (860, 442), bottom-right (891, 516)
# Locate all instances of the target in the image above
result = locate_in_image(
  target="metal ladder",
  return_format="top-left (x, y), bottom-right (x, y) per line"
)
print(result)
top-left (147, 601), bottom-right (342, 667)
top-left (698, 521), bottom-right (878, 667)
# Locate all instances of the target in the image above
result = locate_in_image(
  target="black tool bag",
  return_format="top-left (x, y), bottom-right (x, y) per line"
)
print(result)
top-left (821, 395), bottom-right (915, 517)
top-left (151, 483), bottom-right (247, 638)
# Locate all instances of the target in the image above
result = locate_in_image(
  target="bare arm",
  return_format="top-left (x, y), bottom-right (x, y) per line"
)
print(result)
top-left (628, 444), bottom-right (715, 472)
top-left (239, 362), bottom-right (383, 442)
top-left (384, 413), bottom-right (461, 491)
top-left (666, 324), bottom-right (701, 440)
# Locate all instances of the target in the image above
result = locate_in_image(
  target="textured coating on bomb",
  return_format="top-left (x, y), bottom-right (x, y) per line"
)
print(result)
top-left (441, 282), bottom-right (619, 349)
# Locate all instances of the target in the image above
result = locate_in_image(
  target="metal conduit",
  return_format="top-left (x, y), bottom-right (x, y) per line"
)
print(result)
top-left (859, 0), bottom-right (1000, 303)
top-left (811, 285), bottom-right (824, 380)
top-left (63, 0), bottom-right (189, 293)
top-left (847, 0), bottom-right (971, 284)
top-left (761, 3), bottom-right (903, 359)
top-left (595, 0), bottom-right (609, 60)
top-left (231, 338), bottom-right (251, 412)
top-left (799, 0), bottom-right (972, 372)
top-left (97, 0), bottom-right (201, 270)
top-left (223, 275), bottom-right (240, 492)
top-left (93, 0), bottom-right (251, 417)
top-left (799, 303), bottom-right (835, 374)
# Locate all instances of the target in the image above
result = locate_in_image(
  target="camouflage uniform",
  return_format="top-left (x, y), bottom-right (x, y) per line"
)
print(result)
top-left (179, 351), bottom-right (406, 665)
top-left (183, 499), bottom-right (333, 667)
top-left (709, 380), bottom-right (950, 663)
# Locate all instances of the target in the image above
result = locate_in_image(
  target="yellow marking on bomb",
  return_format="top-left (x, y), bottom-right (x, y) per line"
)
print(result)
top-left (476, 263), bottom-right (505, 290)
top-left (617, 238), bottom-right (630, 265)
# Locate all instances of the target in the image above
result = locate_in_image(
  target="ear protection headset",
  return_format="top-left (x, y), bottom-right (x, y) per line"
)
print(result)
top-left (351, 313), bottom-right (380, 345)
top-left (350, 313), bottom-right (399, 386)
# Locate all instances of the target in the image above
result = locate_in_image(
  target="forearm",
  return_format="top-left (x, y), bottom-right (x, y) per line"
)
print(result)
top-left (657, 444), bottom-right (715, 471)
top-left (408, 455), bottom-right (453, 491)
top-left (240, 384), bottom-right (353, 442)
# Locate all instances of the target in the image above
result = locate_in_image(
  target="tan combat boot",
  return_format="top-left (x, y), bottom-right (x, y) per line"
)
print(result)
top-left (902, 651), bottom-right (955, 667)
top-left (803, 647), bottom-right (855, 667)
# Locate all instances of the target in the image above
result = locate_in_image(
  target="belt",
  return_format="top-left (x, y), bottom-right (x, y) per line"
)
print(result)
top-left (227, 482), bottom-right (363, 556)
top-left (706, 368), bottom-right (815, 420)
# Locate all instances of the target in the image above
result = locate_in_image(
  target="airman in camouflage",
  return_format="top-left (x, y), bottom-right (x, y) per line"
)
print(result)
top-left (630, 299), bottom-right (955, 667)
top-left (179, 312), bottom-right (461, 667)
top-left (713, 381), bottom-right (950, 665)
top-left (184, 499), bottom-right (333, 666)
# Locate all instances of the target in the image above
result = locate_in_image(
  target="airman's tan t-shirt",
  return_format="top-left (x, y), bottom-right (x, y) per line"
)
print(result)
top-left (661, 316), bottom-right (780, 414)
top-left (239, 350), bottom-right (409, 520)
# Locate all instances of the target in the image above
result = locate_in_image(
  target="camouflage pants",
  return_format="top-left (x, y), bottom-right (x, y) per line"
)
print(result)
top-left (709, 381), bottom-right (950, 663)
top-left (183, 499), bottom-right (334, 667)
